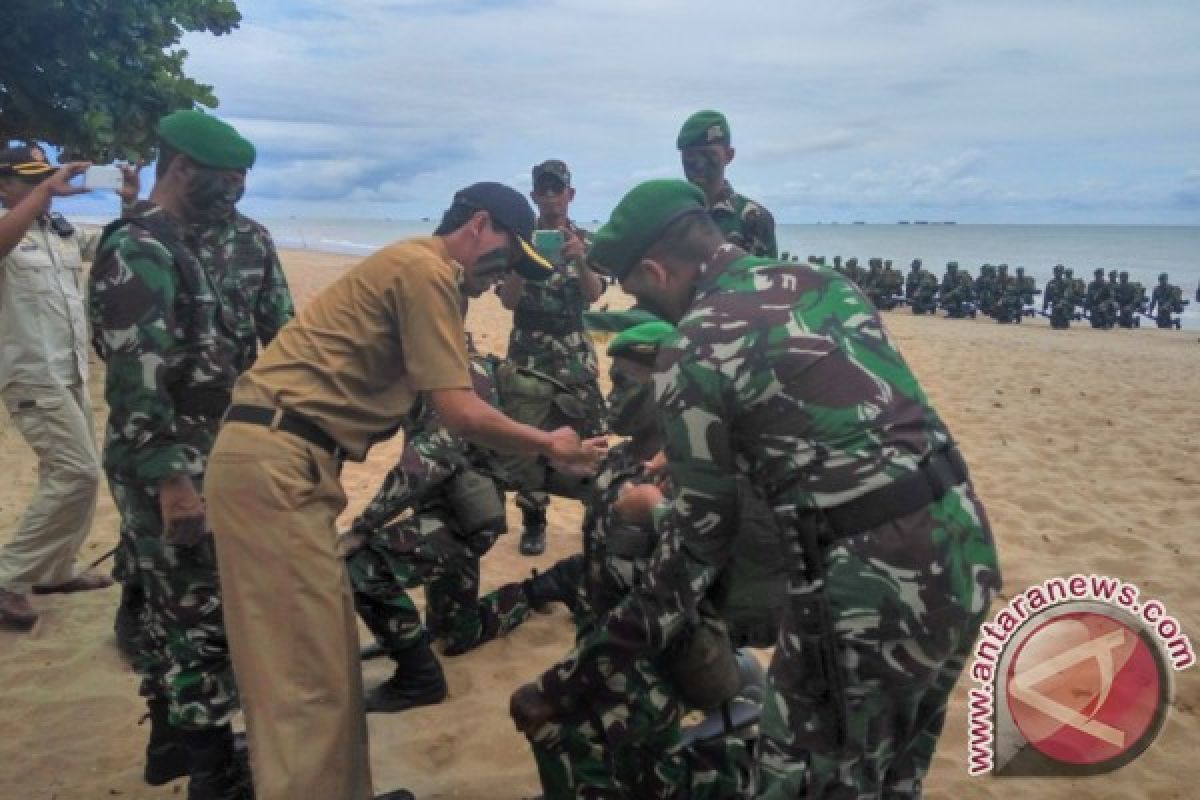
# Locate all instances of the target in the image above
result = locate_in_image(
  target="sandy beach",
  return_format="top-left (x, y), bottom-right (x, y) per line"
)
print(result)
top-left (1, 247), bottom-right (1197, 799)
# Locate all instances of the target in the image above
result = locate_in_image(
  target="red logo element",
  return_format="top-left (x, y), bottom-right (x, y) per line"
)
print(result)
top-left (1005, 611), bottom-right (1164, 767)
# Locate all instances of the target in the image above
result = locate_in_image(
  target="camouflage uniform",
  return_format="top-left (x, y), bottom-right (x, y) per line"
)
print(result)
top-left (536, 244), bottom-right (1000, 799)
top-left (708, 180), bottom-right (778, 259)
top-left (1085, 270), bottom-right (1115, 329)
top-left (345, 352), bottom-right (533, 657)
top-left (1147, 274), bottom-right (1186, 329)
top-left (531, 441), bottom-right (754, 800)
top-left (110, 212), bottom-right (293, 590)
top-left (909, 270), bottom-right (939, 315)
top-left (507, 220), bottom-right (606, 539)
top-left (89, 200), bottom-right (292, 728)
top-left (1113, 272), bottom-right (1143, 328)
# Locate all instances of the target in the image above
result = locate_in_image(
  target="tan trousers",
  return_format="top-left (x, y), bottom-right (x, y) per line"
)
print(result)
top-left (206, 420), bottom-right (373, 800)
top-left (0, 382), bottom-right (100, 592)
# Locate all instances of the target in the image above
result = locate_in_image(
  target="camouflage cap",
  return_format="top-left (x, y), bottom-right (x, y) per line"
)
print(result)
top-left (589, 179), bottom-right (708, 281)
top-left (676, 110), bottom-right (731, 149)
top-left (158, 110), bottom-right (256, 170)
top-left (532, 159), bottom-right (571, 188)
top-left (0, 144), bottom-right (55, 181)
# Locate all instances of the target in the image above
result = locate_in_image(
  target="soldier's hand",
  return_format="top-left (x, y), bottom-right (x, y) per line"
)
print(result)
top-left (545, 429), bottom-right (606, 477)
top-left (510, 682), bottom-right (556, 736)
top-left (561, 227), bottom-right (586, 263)
top-left (159, 475), bottom-right (208, 547)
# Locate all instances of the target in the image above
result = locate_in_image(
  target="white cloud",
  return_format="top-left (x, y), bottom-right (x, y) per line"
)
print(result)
top-left (154, 0), bottom-right (1200, 222)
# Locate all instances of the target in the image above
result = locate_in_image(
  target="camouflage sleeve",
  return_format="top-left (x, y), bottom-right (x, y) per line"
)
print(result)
top-left (88, 231), bottom-right (193, 483)
top-left (252, 226), bottom-right (294, 346)
top-left (754, 205), bottom-right (778, 259)
top-left (537, 344), bottom-right (740, 709)
top-left (351, 425), bottom-right (469, 533)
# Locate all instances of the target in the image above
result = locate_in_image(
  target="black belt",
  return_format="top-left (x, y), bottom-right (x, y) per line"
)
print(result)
top-left (223, 405), bottom-right (344, 459)
top-left (816, 446), bottom-right (969, 544)
top-left (173, 387), bottom-right (233, 419)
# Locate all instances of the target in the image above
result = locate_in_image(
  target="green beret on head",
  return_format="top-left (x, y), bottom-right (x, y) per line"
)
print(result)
top-left (608, 320), bottom-right (676, 361)
top-left (583, 307), bottom-right (664, 333)
top-left (589, 179), bottom-right (707, 281)
top-left (676, 110), bottom-right (731, 149)
top-left (157, 110), bottom-right (256, 170)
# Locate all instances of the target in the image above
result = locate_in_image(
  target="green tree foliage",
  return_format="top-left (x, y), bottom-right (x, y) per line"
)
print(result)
top-left (0, 0), bottom-right (242, 160)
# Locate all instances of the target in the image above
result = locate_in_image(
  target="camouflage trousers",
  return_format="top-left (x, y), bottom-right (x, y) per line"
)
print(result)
top-left (531, 651), bottom-right (754, 800)
top-left (108, 478), bottom-right (239, 730)
top-left (757, 485), bottom-right (1000, 799)
top-left (345, 512), bottom-right (532, 655)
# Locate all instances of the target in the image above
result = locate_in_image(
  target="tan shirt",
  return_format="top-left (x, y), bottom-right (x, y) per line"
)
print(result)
top-left (233, 236), bottom-right (471, 460)
top-left (0, 211), bottom-right (100, 391)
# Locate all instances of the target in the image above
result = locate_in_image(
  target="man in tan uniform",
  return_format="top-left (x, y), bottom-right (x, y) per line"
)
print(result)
top-left (0, 146), bottom-right (131, 629)
top-left (205, 182), bottom-right (605, 800)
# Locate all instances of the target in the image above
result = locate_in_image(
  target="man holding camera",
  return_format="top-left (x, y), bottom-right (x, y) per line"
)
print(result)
top-left (0, 145), bottom-right (134, 630)
top-left (498, 159), bottom-right (607, 555)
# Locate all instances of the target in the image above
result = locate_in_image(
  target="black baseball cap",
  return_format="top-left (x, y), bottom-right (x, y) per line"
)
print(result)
top-left (451, 182), bottom-right (554, 280)
top-left (0, 145), bottom-right (56, 181)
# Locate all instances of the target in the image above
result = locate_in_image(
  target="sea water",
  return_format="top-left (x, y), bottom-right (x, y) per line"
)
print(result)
top-left (261, 218), bottom-right (1199, 329)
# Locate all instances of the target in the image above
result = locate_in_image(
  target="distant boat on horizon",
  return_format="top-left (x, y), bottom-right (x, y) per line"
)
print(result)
top-left (898, 220), bottom-right (910, 224)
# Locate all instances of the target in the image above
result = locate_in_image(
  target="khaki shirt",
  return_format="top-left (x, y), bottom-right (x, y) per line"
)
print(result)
top-left (233, 236), bottom-right (471, 460)
top-left (0, 211), bottom-right (99, 391)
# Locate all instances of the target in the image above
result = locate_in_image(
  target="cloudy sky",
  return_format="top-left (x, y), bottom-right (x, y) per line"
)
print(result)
top-left (69, 0), bottom-right (1200, 223)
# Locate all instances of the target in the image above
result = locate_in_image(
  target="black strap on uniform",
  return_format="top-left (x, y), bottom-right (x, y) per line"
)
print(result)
top-left (813, 445), bottom-right (968, 548)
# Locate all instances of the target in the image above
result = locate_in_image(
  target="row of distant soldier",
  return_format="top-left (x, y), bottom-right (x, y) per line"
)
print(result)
top-left (782, 252), bottom-right (1193, 330)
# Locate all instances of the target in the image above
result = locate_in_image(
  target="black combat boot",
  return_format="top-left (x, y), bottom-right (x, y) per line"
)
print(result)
top-left (143, 696), bottom-right (189, 786)
top-left (521, 554), bottom-right (584, 613)
top-left (114, 583), bottom-right (146, 662)
top-left (518, 507), bottom-right (547, 556)
top-left (364, 637), bottom-right (448, 713)
top-left (181, 726), bottom-right (253, 800)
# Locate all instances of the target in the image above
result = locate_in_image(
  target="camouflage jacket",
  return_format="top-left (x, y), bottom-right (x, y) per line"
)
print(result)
top-left (510, 220), bottom-right (594, 331)
top-left (351, 351), bottom-right (505, 535)
top-left (538, 244), bottom-right (957, 708)
top-left (574, 442), bottom-right (656, 626)
top-left (708, 181), bottom-right (777, 259)
top-left (88, 201), bottom-right (248, 483)
top-left (189, 212), bottom-right (294, 371)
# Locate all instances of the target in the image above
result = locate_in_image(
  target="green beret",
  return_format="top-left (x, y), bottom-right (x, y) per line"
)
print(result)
top-left (589, 180), bottom-right (707, 281)
top-left (157, 110), bottom-right (256, 170)
top-left (676, 110), bottom-right (731, 149)
top-left (608, 320), bottom-right (676, 360)
top-left (583, 307), bottom-right (664, 333)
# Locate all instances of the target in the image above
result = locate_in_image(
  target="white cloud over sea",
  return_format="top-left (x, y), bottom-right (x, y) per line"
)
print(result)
top-left (65, 0), bottom-right (1200, 223)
